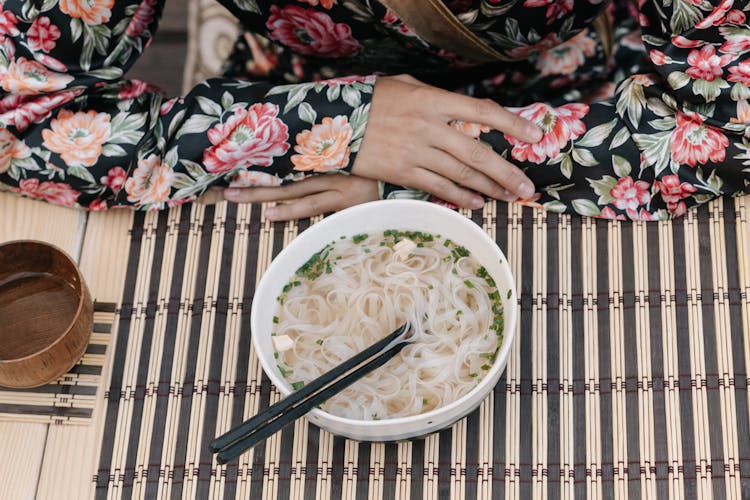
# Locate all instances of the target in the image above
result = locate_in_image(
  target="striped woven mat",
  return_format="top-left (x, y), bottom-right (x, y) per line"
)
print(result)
top-left (92, 199), bottom-right (750, 499)
top-left (0, 302), bottom-right (116, 425)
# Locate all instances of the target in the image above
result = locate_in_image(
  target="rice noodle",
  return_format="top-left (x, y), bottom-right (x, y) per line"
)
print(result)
top-left (273, 230), bottom-right (504, 420)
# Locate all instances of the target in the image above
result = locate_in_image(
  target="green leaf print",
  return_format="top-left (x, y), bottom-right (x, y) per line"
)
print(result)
top-left (575, 119), bottom-right (617, 148)
top-left (571, 147), bottom-right (598, 167)
top-left (235, 0), bottom-right (261, 13)
top-left (110, 112), bottom-right (148, 144)
top-left (341, 86), bottom-right (362, 108)
top-left (633, 130), bottom-right (673, 176)
top-left (543, 200), bottom-right (567, 213)
top-left (610, 127), bottom-right (630, 150)
top-left (101, 144), bottom-right (127, 158)
top-left (612, 155), bottom-right (632, 178)
top-left (176, 114), bottom-right (217, 139)
top-left (667, 71), bottom-right (690, 90)
top-left (616, 78), bottom-right (646, 128)
top-left (196, 96), bottom-right (223, 117)
top-left (571, 199), bottom-right (602, 217)
top-left (730, 83), bottom-right (750, 100)
top-left (692, 78), bottom-right (729, 103)
top-left (298, 102), bottom-right (317, 125)
top-left (283, 86), bottom-right (312, 114)
top-left (221, 92), bottom-right (234, 111)
top-left (670, 0), bottom-right (703, 33)
top-left (327, 85), bottom-right (341, 102)
top-left (349, 104), bottom-right (370, 142)
top-left (587, 175), bottom-right (619, 205)
top-left (68, 165), bottom-right (96, 184)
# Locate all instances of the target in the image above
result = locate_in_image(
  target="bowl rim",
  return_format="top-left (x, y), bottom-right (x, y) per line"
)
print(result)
top-left (0, 239), bottom-right (87, 364)
top-left (251, 199), bottom-right (518, 429)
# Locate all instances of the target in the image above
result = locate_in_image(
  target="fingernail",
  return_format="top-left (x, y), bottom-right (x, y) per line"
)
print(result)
top-left (471, 197), bottom-right (484, 209)
top-left (526, 125), bottom-right (543, 142)
top-left (224, 188), bottom-right (239, 198)
top-left (519, 182), bottom-right (535, 198)
top-left (265, 206), bottom-right (279, 219)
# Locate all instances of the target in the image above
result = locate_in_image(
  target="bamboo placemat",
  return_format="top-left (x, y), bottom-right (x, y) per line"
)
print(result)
top-left (0, 302), bottom-right (117, 425)
top-left (91, 198), bottom-right (750, 499)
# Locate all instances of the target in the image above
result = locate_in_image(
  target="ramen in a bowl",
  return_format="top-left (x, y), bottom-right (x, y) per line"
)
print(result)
top-left (272, 229), bottom-right (504, 420)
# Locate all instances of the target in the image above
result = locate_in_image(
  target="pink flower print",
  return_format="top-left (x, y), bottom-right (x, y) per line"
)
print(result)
top-left (0, 7), bottom-right (18, 37)
top-left (720, 28), bottom-right (750, 54)
top-left (203, 103), bottom-right (290, 174)
top-left (266, 5), bottom-right (361, 58)
top-left (650, 49), bottom-right (669, 66)
top-left (672, 35), bottom-right (704, 49)
top-left (12, 178), bottom-right (80, 207)
top-left (610, 176), bottom-right (651, 212)
top-left (118, 80), bottom-right (161, 100)
top-left (695, 0), bottom-right (734, 29)
top-left (726, 9), bottom-right (746, 23)
top-left (27, 16), bottom-right (60, 53)
top-left (100, 166), bottom-right (128, 193)
top-left (536, 30), bottom-right (596, 76)
top-left (655, 174), bottom-right (698, 212)
top-left (686, 45), bottom-right (734, 81)
top-left (126, 0), bottom-right (157, 37)
top-left (670, 111), bottom-right (729, 167)
top-left (505, 102), bottom-right (589, 163)
top-left (523, 0), bottom-right (574, 25)
top-left (597, 206), bottom-right (626, 220)
top-left (0, 90), bottom-right (80, 132)
top-left (728, 60), bottom-right (750, 85)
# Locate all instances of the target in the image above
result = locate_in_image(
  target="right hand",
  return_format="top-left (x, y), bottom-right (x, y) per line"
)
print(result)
top-left (352, 75), bottom-right (542, 209)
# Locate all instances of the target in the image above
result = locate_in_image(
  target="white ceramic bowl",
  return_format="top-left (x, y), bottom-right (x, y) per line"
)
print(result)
top-left (250, 199), bottom-right (517, 441)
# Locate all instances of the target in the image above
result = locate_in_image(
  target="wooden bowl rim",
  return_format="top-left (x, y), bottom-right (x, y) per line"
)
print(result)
top-left (0, 239), bottom-right (89, 364)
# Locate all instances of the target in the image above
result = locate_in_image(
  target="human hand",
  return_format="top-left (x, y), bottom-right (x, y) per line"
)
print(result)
top-left (221, 174), bottom-right (379, 221)
top-left (352, 75), bottom-right (542, 209)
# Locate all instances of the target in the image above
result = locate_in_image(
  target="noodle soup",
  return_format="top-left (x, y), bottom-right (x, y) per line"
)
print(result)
top-left (272, 230), bottom-right (504, 420)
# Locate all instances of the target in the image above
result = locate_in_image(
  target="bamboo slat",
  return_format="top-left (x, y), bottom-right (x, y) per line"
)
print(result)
top-left (0, 193), bottom-right (88, 500)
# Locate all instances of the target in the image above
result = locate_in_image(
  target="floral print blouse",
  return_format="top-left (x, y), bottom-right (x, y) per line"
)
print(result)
top-left (0, 0), bottom-right (749, 220)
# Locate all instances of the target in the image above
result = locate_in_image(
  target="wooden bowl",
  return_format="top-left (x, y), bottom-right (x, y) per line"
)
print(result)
top-left (0, 240), bottom-right (93, 388)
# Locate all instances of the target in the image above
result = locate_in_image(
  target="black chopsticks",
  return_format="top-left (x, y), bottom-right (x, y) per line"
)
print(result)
top-left (210, 323), bottom-right (411, 464)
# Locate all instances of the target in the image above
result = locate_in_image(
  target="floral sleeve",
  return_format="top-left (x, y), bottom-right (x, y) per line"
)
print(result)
top-left (495, 1), bottom-right (750, 220)
top-left (380, 1), bottom-right (750, 220)
top-left (0, 0), bottom-right (374, 210)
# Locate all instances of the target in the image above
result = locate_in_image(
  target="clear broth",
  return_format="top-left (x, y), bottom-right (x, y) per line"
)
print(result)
top-left (0, 272), bottom-right (79, 360)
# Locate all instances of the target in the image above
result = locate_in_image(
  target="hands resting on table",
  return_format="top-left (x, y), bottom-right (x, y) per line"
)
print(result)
top-left (218, 75), bottom-right (541, 221)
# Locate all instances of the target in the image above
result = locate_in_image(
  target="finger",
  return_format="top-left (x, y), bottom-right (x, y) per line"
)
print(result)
top-left (265, 191), bottom-right (344, 221)
top-left (399, 168), bottom-right (487, 210)
top-left (433, 90), bottom-right (542, 143)
top-left (435, 125), bottom-right (535, 199)
top-left (418, 148), bottom-right (517, 202)
top-left (196, 187), bottom-right (225, 205)
top-left (222, 176), bottom-right (332, 203)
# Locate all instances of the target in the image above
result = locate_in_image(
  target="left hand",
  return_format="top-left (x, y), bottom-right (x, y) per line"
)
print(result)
top-left (221, 174), bottom-right (379, 221)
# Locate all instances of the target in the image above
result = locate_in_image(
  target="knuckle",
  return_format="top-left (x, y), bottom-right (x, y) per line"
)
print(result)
top-left (456, 163), bottom-right (475, 183)
top-left (407, 116), bottom-right (428, 136)
top-left (510, 113), bottom-right (526, 133)
top-left (506, 165), bottom-right (527, 184)
top-left (473, 98), bottom-right (495, 119)
top-left (306, 197), bottom-right (322, 215)
top-left (430, 177), bottom-right (453, 196)
top-left (469, 142), bottom-right (490, 164)
top-left (411, 86), bottom-right (433, 103)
